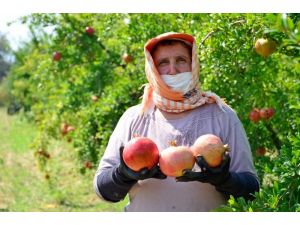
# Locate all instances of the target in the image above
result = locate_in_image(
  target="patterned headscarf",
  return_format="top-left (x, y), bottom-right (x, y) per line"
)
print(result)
top-left (141, 32), bottom-right (227, 115)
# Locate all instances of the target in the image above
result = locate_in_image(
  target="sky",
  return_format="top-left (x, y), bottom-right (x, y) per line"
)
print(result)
top-left (0, 12), bottom-right (32, 51)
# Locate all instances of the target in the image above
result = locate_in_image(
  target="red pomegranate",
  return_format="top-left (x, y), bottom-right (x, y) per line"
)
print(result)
top-left (259, 108), bottom-right (269, 119)
top-left (266, 108), bottom-right (275, 119)
top-left (191, 134), bottom-right (229, 167)
top-left (122, 53), bottom-right (133, 64)
top-left (84, 161), bottom-right (93, 169)
top-left (122, 137), bottom-right (159, 171)
top-left (53, 51), bottom-right (62, 61)
top-left (249, 108), bottom-right (261, 123)
top-left (85, 26), bottom-right (95, 36)
top-left (159, 145), bottom-right (195, 177)
top-left (256, 147), bottom-right (266, 156)
top-left (60, 122), bottom-right (74, 136)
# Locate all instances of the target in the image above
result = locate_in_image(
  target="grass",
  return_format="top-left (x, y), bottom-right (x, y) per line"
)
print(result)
top-left (0, 107), bottom-right (128, 212)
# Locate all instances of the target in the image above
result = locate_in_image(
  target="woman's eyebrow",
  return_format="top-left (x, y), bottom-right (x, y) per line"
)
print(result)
top-left (157, 54), bottom-right (189, 62)
top-left (175, 55), bottom-right (190, 59)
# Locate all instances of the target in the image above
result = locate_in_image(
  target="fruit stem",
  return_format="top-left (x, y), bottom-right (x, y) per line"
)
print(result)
top-left (168, 140), bottom-right (177, 147)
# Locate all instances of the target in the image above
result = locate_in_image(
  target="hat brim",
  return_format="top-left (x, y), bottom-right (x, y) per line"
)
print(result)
top-left (145, 32), bottom-right (195, 53)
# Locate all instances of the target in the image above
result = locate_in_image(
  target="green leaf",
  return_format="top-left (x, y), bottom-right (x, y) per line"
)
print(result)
top-left (281, 13), bottom-right (295, 31)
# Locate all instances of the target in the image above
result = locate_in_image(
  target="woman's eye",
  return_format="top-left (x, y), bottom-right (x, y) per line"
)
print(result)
top-left (177, 58), bottom-right (187, 63)
top-left (158, 61), bottom-right (169, 66)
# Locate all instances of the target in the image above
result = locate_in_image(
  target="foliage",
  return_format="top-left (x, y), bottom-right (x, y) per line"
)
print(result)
top-left (0, 77), bottom-right (12, 107)
top-left (0, 33), bottom-right (13, 106)
top-left (6, 13), bottom-right (300, 211)
top-left (216, 133), bottom-right (300, 212)
top-left (0, 32), bottom-right (12, 81)
top-left (213, 14), bottom-right (300, 212)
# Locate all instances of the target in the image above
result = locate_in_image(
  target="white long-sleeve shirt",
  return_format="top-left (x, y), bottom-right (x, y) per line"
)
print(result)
top-left (94, 103), bottom-right (258, 211)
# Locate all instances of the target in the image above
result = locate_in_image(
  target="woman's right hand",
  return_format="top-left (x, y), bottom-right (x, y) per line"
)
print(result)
top-left (117, 146), bottom-right (167, 181)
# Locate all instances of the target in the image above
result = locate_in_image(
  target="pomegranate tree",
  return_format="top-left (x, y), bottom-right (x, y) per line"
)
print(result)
top-left (122, 137), bottom-right (159, 171)
top-left (159, 145), bottom-right (195, 177)
top-left (191, 134), bottom-right (229, 167)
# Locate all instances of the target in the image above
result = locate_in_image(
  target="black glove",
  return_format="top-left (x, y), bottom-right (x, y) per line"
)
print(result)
top-left (116, 146), bottom-right (167, 182)
top-left (176, 152), bottom-right (231, 186)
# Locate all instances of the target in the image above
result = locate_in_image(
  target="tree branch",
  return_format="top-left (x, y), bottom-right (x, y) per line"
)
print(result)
top-left (200, 19), bottom-right (247, 46)
top-left (264, 122), bottom-right (282, 154)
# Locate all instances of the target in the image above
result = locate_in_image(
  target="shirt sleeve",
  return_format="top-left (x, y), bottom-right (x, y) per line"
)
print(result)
top-left (226, 119), bottom-right (258, 177)
top-left (216, 108), bottom-right (260, 199)
top-left (216, 171), bottom-right (259, 200)
top-left (218, 107), bottom-right (258, 177)
top-left (93, 106), bottom-right (138, 201)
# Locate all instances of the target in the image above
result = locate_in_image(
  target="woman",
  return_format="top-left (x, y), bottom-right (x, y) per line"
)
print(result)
top-left (94, 32), bottom-right (259, 212)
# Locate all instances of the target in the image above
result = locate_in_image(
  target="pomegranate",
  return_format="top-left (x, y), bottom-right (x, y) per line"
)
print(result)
top-left (259, 108), bottom-right (269, 120)
top-left (84, 161), bottom-right (93, 169)
top-left (249, 108), bottom-right (261, 123)
top-left (91, 95), bottom-right (98, 102)
top-left (36, 149), bottom-right (51, 159)
top-left (60, 123), bottom-right (74, 136)
top-left (191, 134), bottom-right (229, 167)
top-left (122, 137), bottom-right (159, 171)
top-left (66, 125), bottom-right (75, 132)
top-left (53, 51), bottom-right (62, 61)
top-left (159, 145), bottom-right (195, 177)
top-left (85, 26), bottom-right (95, 36)
top-left (60, 123), bottom-right (69, 136)
top-left (254, 38), bottom-right (277, 57)
top-left (266, 108), bottom-right (275, 119)
top-left (122, 53), bottom-right (133, 64)
top-left (256, 147), bottom-right (266, 156)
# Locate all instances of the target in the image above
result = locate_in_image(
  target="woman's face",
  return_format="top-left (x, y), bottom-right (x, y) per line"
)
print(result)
top-left (152, 42), bottom-right (192, 75)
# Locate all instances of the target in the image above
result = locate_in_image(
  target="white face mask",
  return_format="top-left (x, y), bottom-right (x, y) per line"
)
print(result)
top-left (161, 72), bottom-right (193, 93)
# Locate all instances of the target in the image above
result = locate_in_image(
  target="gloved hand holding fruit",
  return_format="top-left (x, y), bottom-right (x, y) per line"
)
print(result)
top-left (176, 153), bottom-right (231, 185)
top-left (175, 134), bottom-right (231, 186)
top-left (119, 134), bottom-right (230, 186)
top-left (116, 137), bottom-right (167, 182)
top-left (116, 133), bottom-right (258, 201)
